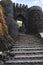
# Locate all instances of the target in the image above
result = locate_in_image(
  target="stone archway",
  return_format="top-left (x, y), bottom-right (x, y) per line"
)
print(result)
top-left (16, 15), bottom-right (27, 33)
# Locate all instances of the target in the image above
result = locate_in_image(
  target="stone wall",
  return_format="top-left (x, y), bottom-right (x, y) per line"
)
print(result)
top-left (27, 6), bottom-right (43, 34)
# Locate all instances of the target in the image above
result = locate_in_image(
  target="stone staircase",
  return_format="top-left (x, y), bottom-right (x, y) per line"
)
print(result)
top-left (4, 34), bottom-right (43, 65)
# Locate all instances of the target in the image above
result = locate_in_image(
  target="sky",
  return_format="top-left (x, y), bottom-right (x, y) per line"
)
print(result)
top-left (11, 0), bottom-right (43, 10)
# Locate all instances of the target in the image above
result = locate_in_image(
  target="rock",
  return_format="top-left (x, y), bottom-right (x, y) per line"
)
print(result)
top-left (1, 0), bottom-right (18, 40)
top-left (0, 5), bottom-right (15, 51)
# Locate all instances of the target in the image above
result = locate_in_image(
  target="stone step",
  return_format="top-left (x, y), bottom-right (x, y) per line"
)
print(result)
top-left (12, 47), bottom-right (43, 49)
top-left (13, 44), bottom-right (43, 48)
top-left (15, 43), bottom-right (43, 46)
top-left (7, 47), bottom-right (43, 57)
top-left (5, 59), bottom-right (43, 64)
top-left (14, 53), bottom-right (43, 56)
top-left (13, 46), bottom-right (43, 49)
top-left (15, 39), bottom-right (42, 43)
top-left (5, 54), bottom-right (43, 60)
top-left (4, 34), bottom-right (43, 65)
top-left (4, 63), bottom-right (43, 65)
top-left (11, 47), bottom-right (43, 51)
top-left (15, 55), bottom-right (43, 58)
top-left (17, 34), bottom-right (42, 40)
top-left (9, 50), bottom-right (43, 54)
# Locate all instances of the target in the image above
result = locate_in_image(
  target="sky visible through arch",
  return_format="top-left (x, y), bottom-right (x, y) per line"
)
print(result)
top-left (11, 0), bottom-right (43, 10)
